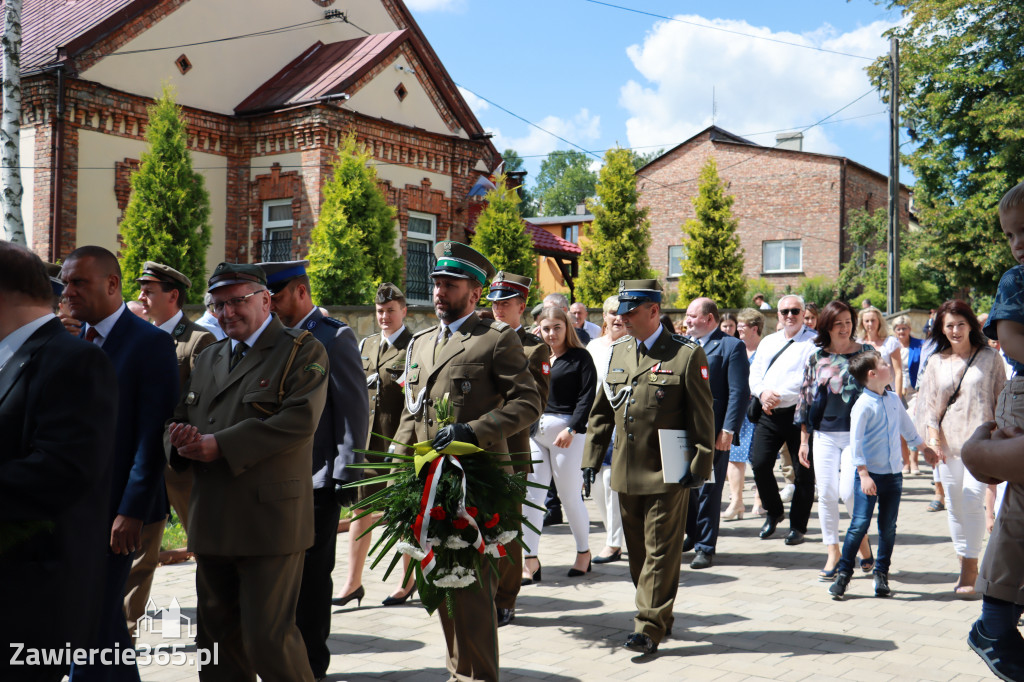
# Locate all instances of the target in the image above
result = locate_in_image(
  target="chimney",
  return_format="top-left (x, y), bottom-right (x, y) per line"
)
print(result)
top-left (775, 132), bottom-right (803, 151)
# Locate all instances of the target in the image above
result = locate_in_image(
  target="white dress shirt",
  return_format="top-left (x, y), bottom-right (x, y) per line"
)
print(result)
top-left (749, 325), bottom-right (817, 408)
top-left (156, 309), bottom-right (185, 334)
top-left (0, 313), bottom-right (54, 371)
top-left (83, 303), bottom-right (127, 348)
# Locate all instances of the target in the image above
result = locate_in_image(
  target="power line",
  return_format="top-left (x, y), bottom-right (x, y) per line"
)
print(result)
top-left (581, 0), bottom-right (876, 61)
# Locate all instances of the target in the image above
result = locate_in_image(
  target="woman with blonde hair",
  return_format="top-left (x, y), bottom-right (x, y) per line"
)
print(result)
top-left (857, 306), bottom-right (903, 397)
top-left (586, 295), bottom-right (628, 563)
top-left (522, 307), bottom-right (597, 581)
top-left (723, 308), bottom-right (764, 520)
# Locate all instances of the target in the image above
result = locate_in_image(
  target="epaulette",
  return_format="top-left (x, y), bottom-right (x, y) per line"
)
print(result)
top-left (284, 327), bottom-right (309, 340)
top-left (319, 316), bottom-right (345, 329)
top-left (489, 320), bottom-right (510, 331)
top-left (412, 326), bottom-right (436, 339)
top-left (611, 335), bottom-right (632, 346)
top-left (672, 333), bottom-right (699, 348)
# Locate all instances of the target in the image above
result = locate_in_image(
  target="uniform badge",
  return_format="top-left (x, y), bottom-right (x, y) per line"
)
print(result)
top-left (411, 363), bottom-right (419, 369)
top-left (173, 322), bottom-right (186, 338)
top-left (700, 365), bottom-right (709, 380)
top-left (259, 378), bottom-right (269, 387)
top-left (304, 363), bottom-right (327, 376)
top-left (541, 362), bottom-right (551, 376)
top-left (185, 391), bottom-right (197, 405)
top-left (305, 319), bottom-right (318, 330)
top-left (656, 388), bottom-right (666, 402)
top-left (461, 380), bottom-right (472, 394)
top-left (649, 373), bottom-right (657, 382)
top-left (443, 242), bottom-right (453, 256)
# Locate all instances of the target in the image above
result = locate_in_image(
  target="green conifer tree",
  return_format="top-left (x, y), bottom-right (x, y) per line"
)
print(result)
top-left (119, 85), bottom-right (212, 303)
top-left (470, 173), bottom-right (538, 304)
top-left (674, 157), bottom-right (745, 309)
top-left (576, 147), bottom-right (654, 306)
top-left (308, 133), bottom-right (400, 305)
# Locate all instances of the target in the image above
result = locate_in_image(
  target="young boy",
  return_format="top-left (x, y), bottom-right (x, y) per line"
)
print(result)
top-left (829, 351), bottom-right (936, 600)
top-left (973, 179), bottom-right (1024, 681)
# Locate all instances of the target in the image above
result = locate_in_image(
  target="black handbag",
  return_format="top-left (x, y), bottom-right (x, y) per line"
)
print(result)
top-left (747, 339), bottom-right (796, 422)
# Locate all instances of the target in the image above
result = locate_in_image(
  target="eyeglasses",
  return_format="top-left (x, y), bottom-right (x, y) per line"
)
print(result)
top-left (209, 289), bottom-right (266, 314)
top-left (779, 308), bottom-right (803, 317)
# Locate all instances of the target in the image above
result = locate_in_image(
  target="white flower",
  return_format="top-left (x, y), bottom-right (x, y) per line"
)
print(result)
top-left (484, 543), bottom-right (505, 557)
top-left (427, 537), bottom-right (442, 545)
top-left (496, 530), bottom-right (518, 545)
top-left (395, 542), bottom-right (426, 560)
top-left (444, 536), bottom-right (470, 549)
top-left (433, 572), bottom-right (477, 588)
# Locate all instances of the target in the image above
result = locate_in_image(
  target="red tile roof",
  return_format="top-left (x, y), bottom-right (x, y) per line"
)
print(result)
top-left (525, 221), bottom-right (582, 257)
top-left (235, 31), bottom-right (408, 115)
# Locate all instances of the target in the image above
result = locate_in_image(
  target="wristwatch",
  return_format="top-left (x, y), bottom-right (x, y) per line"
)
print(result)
top-left (566, 427), bottom-right (576, 435)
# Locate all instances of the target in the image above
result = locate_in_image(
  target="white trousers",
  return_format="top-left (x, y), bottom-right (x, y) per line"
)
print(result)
top-left (523, 413), bottom-right (590, 555)
top-left (938, 455), bottom-right (987, 558)
top-left (592, 467), bottom-right (624, 549)
top-left (811, 430), bottom-right (856, 546)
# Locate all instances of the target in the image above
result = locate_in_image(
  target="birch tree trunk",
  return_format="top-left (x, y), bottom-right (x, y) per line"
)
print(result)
top-left (1, 0), bottom-right (24, 245)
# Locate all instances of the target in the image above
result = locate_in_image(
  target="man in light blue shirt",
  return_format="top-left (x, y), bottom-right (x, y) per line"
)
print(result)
top-left (830, 351), bottom-right (937, 600)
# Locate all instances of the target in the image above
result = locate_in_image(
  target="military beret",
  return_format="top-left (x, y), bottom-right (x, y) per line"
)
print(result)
top-left (207, 262), bottom-right (267, 292)
top-left (256, 259), bottom-right (309, 295)
top-left (486, 271), bottom-right (531, 302)
top-left (430, 241), bottom-right (496, 286)
top-left (137, 261), bottom-right (192, 290)
top-left (616, 279), bottom-right (663, 315)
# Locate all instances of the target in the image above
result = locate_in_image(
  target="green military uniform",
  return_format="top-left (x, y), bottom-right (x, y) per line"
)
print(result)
top-left (583, 281), bottom-right (715, 649)
top-left (359, 325), bottom-right (413, 498)
top-left (166, 263), bottom-right (328, 682)
top-left (393, 244), bottom-right (542, 682)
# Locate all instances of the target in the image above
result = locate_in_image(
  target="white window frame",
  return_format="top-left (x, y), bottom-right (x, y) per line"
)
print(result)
top-left (667, 245), bottom-right (685, 279)
top-left (762, 239), bottom-right (803, 274)
top-left (406, 211), bottom-right (438, 305)
top-left (262, 199), bottom-right (293, 239)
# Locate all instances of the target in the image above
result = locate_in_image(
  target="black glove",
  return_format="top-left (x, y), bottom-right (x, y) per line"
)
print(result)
top-left (432, 423), bottom-right (476, 451)
top-left (582, 468), bottom-right (597, 498)
top-left (334, 481), bottom-right (358, 507)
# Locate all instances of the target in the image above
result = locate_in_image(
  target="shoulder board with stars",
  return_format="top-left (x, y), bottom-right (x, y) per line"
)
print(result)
top-left (672, 333), bottom-right (699, 348)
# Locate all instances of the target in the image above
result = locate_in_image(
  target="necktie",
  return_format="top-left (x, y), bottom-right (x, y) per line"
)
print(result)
top-left (637, 341), bottom-right (647, 362)
top-left (230, 342), bottom-right (248, 371)
top-left (434, 326), bottom-right (451, 363)
top-left (85, 327), bottom-right (100, 343)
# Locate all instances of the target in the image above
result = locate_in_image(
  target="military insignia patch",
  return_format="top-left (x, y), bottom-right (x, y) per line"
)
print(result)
top-left (173, 322), bottom-right (186, 338)
top-left (701, 365), bottom-right (709, 380)
top-left (656, 388), bottom-right (666, 401)
top-left (461, 380), bottom-right (472, 393)
top-left (541, 362), bottom-right (551, 376)
top-left (443, 242), bottom-right (453, 256)
top-left (304, 363), bottom-right (327, 376)
top-left (305, 319), bottom-right (318, 330)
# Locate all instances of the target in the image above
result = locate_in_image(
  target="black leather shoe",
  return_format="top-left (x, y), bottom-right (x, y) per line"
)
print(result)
top-left (874, 572), bottom-right (891, 597)
top-left (542, 508), bottom-right (563, 527)
top-left (784, 530), bottom-right (805, 546)
top-left (624, 632), bottom-right (657, 655)
top-left (759, 513), bottom-right (784, 539)
top-left (829, 570), bottom-right (852, 600)
top-left (497, 607), bottom-right (515, 627)
top-left (690, 550), bottom-right (713, 569)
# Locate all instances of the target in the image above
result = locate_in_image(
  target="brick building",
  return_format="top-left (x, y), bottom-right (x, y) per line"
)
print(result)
top-left (637, 126), bottom-right (911, 295)
top-left (17, 0), bottom-right (499, 303)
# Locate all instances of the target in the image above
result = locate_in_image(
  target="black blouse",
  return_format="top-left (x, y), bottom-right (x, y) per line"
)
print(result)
top-left (545, 346), bottom-right (597, 434)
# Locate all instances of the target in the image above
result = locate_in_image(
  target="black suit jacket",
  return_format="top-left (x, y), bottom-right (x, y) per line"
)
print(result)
top-left (0, 317), bottom-right (117, 662)
top-left (702, 329), bottom-right (750, 443)
top-left (90, 307), bottom-right (180, 524)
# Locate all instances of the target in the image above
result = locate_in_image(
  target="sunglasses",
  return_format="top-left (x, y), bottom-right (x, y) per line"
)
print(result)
top-left (779, 308), bottom-right (803, 317)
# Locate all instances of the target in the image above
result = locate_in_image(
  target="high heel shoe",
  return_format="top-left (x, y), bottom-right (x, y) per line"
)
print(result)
top-left (521, 558), bottom-right (542, 585)
top-left (567, 551), bottom-right (592, 577)
top-left (331, 585), bottom-right (365, 607)
top-left (381, 584), bottom-right (416, 606)
top-left (722, 506), bottom-right (745, 521)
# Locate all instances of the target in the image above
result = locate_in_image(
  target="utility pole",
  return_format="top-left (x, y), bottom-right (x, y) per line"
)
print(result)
top-left (1, 0), bottom-right (25, 245)
top-left (886, 36), bottom-right (900, 315)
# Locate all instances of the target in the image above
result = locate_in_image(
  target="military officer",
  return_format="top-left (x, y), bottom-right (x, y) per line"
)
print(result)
top-left (123, 262), bottom-right (216, 639)
top-left (393, 242), bottom-right (542, 682)
top-left (486, 270), bottom-right (550, 627)
top-left (258, 259), bottom-right (368, 680)
top-left (583, 280), bottom-right (715, 656)
top-left (336, 282), bottom-right (418, 607)
top-left (166, 263), bottom-right (328, 682)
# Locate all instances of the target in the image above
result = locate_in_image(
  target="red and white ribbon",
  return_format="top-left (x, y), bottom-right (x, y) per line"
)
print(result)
top-left (412, 452), bottom-right (486, 577)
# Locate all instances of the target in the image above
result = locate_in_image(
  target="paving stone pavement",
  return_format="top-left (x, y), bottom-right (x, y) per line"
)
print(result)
top-left (137, 469), bottom-right (998, 681)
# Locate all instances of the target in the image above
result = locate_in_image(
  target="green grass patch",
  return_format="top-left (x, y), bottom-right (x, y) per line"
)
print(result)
top-left (160, 510), bottom-right (188, 551)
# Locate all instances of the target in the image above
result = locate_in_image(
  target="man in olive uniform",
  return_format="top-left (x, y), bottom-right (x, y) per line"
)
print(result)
top-left (393, 242), bottom-right (542, 682)
top-left (258, 259), bottom-right (368, 680)
top-left (583, 280), bottom-right (715, 656)
top-left (486, 270), bottom-right (550, 627)
top-left (166, 263), bottom-right (328, 682)
top-left (123, 262), bottom-right (216, 638)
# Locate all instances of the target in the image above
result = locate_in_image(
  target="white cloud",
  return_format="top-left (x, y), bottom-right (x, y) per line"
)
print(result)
top-left (491, 108), bottom-right (602, 158)
top-left (458, 87), bottom-right (489, 115)
top-left (621, 16), bottom-right (894, 157)
top-left (404, 0), bottom-right (465, 12)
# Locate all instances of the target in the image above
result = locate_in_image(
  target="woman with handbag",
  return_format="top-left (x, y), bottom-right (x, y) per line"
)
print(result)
top-left (916, 300), bottom-right (1006, 597)
top-left (723, 308), bottom-right (764, 520)
top-left (794, 301), bottom-right (874, 579)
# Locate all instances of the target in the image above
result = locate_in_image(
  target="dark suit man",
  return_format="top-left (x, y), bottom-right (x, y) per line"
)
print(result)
top-left (487, 271), bottom-right (551, 627)
top-left (259, 259), bottom-right (368, 680)
top-left (583, 280), bottom-right (715, 656)
top-left (393, 242), bottom-right (542, 682)
top-left (682, 298), bottom-right (749, 569)
top-left (123, 262), bottom-right (216, 637)
top-left (166, 262), bottom-right (328, 682)
top-left (59, 246), bottom-right (179, 682)
top-left (0, 243), bottom-right (117, 682)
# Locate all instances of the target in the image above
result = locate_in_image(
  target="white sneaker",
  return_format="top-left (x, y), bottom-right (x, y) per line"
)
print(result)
top-left (780, 484), bottom-right (796, 503)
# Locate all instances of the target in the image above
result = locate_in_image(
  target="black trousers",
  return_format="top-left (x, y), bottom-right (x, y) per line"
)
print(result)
top-left (749, 406), bottom-right (815, 534)
top-left (296, 487), bottom-right (341, 678)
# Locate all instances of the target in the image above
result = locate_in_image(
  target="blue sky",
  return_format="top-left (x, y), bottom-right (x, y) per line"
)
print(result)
top-left (409, 0), bottom-right (907, 183)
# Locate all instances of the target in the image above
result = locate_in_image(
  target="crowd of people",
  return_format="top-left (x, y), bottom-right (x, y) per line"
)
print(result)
top-left (2, 182), bottom-right (1024, 682)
